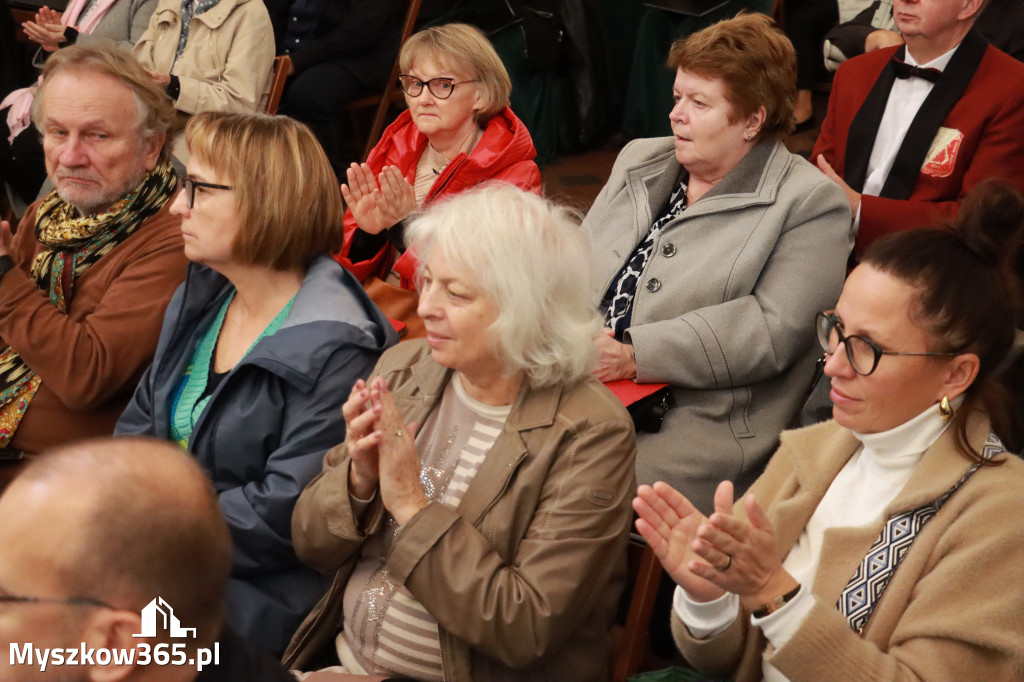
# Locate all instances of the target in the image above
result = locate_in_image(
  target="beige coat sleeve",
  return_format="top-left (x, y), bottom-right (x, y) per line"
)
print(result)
top-left (388, 418), bottom-right (636, 668)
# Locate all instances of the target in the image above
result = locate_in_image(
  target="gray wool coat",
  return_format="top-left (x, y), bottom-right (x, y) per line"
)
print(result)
top-left (582, 137), bottom-right (853, 513)
top-left (77, 0), bottom-right (156, 45)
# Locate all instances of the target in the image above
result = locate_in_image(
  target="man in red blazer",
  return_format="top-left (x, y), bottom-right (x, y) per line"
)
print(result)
top-left (813, 0), bottom-right (1024, 255)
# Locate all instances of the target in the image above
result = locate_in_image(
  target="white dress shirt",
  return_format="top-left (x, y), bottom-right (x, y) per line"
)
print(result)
top-left (853, 44), bottom-right (959, 230)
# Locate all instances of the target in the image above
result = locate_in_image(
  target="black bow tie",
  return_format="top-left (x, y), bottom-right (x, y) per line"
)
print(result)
top-left (890, 57), bottom-right (943, 83)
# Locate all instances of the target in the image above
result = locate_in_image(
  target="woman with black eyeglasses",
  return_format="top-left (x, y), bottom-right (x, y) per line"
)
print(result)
top-left (115, 111), bottom-right (399, 656)
top-left (634, 181), bottom-right (1024, 682)
top-left (334, 22), bottom-right (541, 338)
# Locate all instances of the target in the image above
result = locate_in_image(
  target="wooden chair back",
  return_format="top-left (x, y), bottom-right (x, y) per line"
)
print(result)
top-left (264, 54), bottom-right (292, 115)
top-left (10, 7), bottom-right (34, 43)
top-left (343, 0), bottom-right (423, 161)
top-left (612, 535), bottom-right (665, 682)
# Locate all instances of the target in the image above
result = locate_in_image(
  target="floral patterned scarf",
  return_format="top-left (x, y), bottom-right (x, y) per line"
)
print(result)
top-left (0, 161), bottom-right (176, 446)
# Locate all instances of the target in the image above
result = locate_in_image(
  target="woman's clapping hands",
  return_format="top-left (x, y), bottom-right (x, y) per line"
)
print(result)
top-left (22, 6), bottom-right (66, 52)
top-left (341, 163), bottom-right (417, 236)
top-left (342, 377), bottom-right (428, 525)
top-left (634, 481), bottom-right (726, 602)
top-left (635, 480), bottom-right (798, 609)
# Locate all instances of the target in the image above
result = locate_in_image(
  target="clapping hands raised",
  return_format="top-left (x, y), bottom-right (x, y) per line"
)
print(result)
top-left (22, 6), bottom-right (66, 52)
top-left (341, 164), bottom-right (417, 236)
top-left (342, 377), bottom-right (428, 526)
top-left (634, 480), bottom-right (795, 608)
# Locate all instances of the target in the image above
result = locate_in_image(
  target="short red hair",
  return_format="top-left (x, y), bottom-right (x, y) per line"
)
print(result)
top-left (668, 12), bottom-right (796, 140)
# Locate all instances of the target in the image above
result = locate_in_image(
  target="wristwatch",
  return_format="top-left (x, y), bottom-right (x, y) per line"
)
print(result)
top-left (751, 584), bottom-right (801, 619)
top-left (0, 255), bottom-right (15, 282)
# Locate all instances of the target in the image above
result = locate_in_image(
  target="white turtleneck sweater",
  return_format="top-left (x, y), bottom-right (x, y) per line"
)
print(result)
top-left (674, 400), bottom-right (959, 682)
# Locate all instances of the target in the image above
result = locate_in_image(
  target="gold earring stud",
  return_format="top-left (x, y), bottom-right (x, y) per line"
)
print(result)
top-left (938, 395), bottom-right (953, 420)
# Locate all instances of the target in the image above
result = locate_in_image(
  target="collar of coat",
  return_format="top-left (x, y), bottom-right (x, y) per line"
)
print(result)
top-left (398, 338), bottom-right (563, 434)
top-left (625, 137), bottom-right (792, 229)
top-left (376, 339), bottom-right (576, 526)
top-left (770, 410), bottom-right (998, 553)
top-left (156, 0), bottom-right (253, 30)
top-left (166, 255), bottom-right (397, 392)
top-left (370, 106), bottom-right (538, 199)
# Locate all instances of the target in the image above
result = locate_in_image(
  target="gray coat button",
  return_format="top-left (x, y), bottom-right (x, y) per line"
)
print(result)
top-left (661, 242), bottom-right (677, 257)
top-left (646, 278), bottom-right (661, 292)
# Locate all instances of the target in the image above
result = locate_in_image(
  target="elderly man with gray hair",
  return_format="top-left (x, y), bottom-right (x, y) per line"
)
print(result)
top-left (0, 42), bottom-right (186, 490)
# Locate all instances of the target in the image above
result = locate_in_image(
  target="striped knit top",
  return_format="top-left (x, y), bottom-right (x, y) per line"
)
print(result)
top-left (338, 374), bottom-right (511, 679)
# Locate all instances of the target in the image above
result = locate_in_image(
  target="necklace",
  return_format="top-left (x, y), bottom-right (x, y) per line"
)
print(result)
top-left (353, 426), bottom-right (460, 656)
top-left (426, 143), bottom-right (452, 176)
top-left (426, 125), bottom-right (480, 176)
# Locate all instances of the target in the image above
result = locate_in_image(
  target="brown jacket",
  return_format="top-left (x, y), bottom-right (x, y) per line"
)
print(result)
top-left (0, 199), bottom-right (186, 464)
top-left (285, 340), bottom-right (637, 681)
top-left (674, 413), bottom-right (1024, 681)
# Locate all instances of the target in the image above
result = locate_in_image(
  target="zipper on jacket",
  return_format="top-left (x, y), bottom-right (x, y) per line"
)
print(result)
top-left (472, 449), bottom-right (527, 525)
top-left (425, 156), bottom-right (469, 203)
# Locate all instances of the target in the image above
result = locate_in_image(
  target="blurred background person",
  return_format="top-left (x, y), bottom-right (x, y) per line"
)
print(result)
top-left (335, 23), bottom-right (541, 338)
top-left (116, 111), bottom-right (398, 655)
top-left (637, 182), bottom-right (1024, 681)
top-left (284, 184), bottom-right (636, 681)
top-left (823, 0), bottom-right (1024, 70)
top-left (582, 13), bottom-right (852, 515)
top-left (19, 0), bottom-right (156, 53)
top-left (783, 0), bottom-right (838, 130)
top-left (2, 0), bottom-right (157, 212)
top-left (266, 0), bottom-right (404, 177)
top-left (132, 0), bottom-right (275, 160)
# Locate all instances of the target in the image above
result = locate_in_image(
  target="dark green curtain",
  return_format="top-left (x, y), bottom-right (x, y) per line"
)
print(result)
top-left (622, 1), bottom-right (774, 139)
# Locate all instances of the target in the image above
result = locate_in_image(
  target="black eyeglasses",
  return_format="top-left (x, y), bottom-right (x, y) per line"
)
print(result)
top-left (178, 175), bottom-right (232, 209)
top-left (0, 594), bottom-right (114, 609)
top-left (397, 75), bottom-right (477, 100)
top-left (815, 311), bottom-right (958, 376)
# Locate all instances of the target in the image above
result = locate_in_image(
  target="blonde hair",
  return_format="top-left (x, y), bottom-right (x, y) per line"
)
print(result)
top-left (32, 41), bottom-right (176, 162)
top-left (399, 23), bottom-right (512, 123)
top-left (406, 183), bottom-right (600, 389)
top-left (668, 12), bottom-right (796, 140)
top-left (184, 112), bottom-right (343, 271)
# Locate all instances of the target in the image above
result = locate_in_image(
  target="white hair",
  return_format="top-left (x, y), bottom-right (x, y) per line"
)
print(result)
top-left (406, 183), bottom-right (600, 389)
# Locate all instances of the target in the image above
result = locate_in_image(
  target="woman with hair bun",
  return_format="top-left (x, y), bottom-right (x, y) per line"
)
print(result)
top-left (635, 181), bottom-right (1024, 681)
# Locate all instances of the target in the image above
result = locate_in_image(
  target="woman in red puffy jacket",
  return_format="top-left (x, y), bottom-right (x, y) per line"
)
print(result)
top-left (335, 23), bottom-right (541, 336)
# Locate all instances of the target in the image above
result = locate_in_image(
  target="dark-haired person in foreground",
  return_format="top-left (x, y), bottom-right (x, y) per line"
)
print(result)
top-left (636, 182), bottom-right (1024, 681)
top-left (0, 437), bottom-right (295, 681)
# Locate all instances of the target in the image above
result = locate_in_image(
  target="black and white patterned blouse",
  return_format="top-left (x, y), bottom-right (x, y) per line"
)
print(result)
top-left (602, 175), bottom-right (689, 338)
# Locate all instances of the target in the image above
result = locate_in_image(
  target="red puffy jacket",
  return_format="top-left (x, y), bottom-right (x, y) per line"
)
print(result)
top-left (334, 105), bottom-right (542, 288)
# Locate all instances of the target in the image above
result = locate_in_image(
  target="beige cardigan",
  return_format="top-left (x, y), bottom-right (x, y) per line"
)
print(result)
top-left (132, 0), bottom-right (274, 114)
top-left (674, 413), bottom-right (1024, 681)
